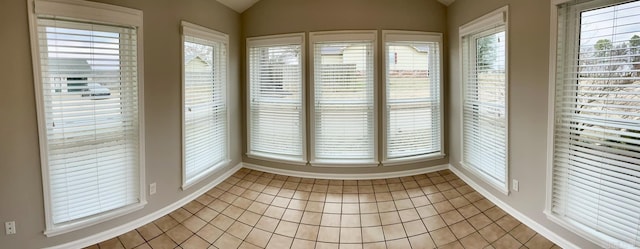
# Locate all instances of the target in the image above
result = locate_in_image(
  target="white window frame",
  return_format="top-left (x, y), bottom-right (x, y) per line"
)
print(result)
top-left (381, 30), bottom-right (445, 166)
top-left (26, 0), bottom-right (146, 236)
top-left (309, 30), bottom-right (379, 167)
top-left (459, 6), bottom-right (510, 194)
top-left (545, 0), bottom-right (640, 247)
top-left (181, 21), bottom-right (231, 189)
top-left (246, 33), bottom-right (306, 165)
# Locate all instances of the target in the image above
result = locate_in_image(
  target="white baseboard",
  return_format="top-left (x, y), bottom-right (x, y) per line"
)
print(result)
top-left (242, 162), bottom-right (449, 180)
top-left (45, 162), bottom-right (580, 249)
top-left (45, 163), bottom-right (243, 249)
top-left (448, 165), bottom-right (580, 249)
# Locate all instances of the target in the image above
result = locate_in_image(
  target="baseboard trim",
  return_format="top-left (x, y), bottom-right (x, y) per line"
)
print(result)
top-left (44, 163), bottom-right (243, 249)
top-left (242, 162), bottom-right (449, 180)
top-left (44, 162), bottom-right (579, 249)
top-left (448, 165), bottom-right (579, 249)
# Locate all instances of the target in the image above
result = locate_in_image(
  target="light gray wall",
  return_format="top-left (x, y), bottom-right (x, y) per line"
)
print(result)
top-left (0, 0), bottom-right (241, 248)
top-left (447, 0), bottom-right (598, 248)
top-left (241, 0), bottom-right (450, 174)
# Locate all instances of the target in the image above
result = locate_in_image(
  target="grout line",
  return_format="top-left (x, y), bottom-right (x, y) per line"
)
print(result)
top-left (98, 168), bottom-right (558, 249)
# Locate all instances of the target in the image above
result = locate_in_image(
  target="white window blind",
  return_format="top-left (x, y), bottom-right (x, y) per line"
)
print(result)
top-left (29, 0), bottom-right (144, 235)
top-left (182, 22), bottom-right (229, 188)
top-left (311, 32), bottom-right (377, 166)
top-left (384, 32), bottom-right (443, 163)
top-left (247, 34), bottom-right (305, 163)
top-left (550, 0), bottom-right (640, 247)
top-left (460, 8), bottom-right (509, 192)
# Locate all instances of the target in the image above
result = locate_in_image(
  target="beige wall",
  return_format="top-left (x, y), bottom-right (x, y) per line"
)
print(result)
top-left (447, 0), bottom-right (598, 248)
top-left (241, 0), bottom-right (450, 173)
top-left (0, 0), bottom-right (241, 248)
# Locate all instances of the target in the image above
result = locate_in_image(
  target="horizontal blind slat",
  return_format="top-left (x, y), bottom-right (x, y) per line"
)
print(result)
top-left (551, 0), bottom-right (640, 246)
top-left (37, 17), bottom-right (140, 225)
top-left (248, 41), bottom-right (304, 161)
top-left (183, 34), bottom-right (228, 184)
top-left (313, 40), bottom-right (375, 162)
top-left (461, 24), bottom-right (507, 187)
top-left (385, 41), bottom-right (442, 160)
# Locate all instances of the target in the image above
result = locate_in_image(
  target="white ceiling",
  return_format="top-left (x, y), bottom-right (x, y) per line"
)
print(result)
top-left (217, 0), bottom-right (260, 13)
top-left (437, 0), bottom-right (456, 6)
top-left (217, 0), bottom-right (455, 13)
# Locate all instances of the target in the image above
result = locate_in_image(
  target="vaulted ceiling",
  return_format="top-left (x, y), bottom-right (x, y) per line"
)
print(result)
top-left (217, 0), bottom-right (455, 13)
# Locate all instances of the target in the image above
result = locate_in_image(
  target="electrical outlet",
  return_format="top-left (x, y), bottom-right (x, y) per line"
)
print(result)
top-left (5, 221), bottom-right (16, 235)
top-left (150, 182), bottom-right (157, 195)
top-left (512, 179), bottom-right (519, 192)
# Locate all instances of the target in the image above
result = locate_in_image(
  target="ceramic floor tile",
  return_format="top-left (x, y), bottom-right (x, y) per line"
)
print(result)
top-left (295, 224), bottom-right (320, 241)
top-left (265, 234), bottom-right (293, 249)
top-left (402, 219), bottom-right (427, 237)
top-left (165, 224), bottom-right (193, 244)
top-left (339, 227), bottom-right (362, 243)
top-left (301, 211), bottom-right (323, 225)
top-left (321, 213), bottom-right (342, 227)
top-left (98, 238), bottom-right (124, 249)
top-left (245, 228), bottom-right (272, 247)
top-left (180, 235), bottom-right (209, 249)
top-left (382, 224), bottom-right (406, 240)
top-left (450, 220), bottom-right (475, 239)
top-left (147, 234), bottom-right (176, 249)
top-left (118, 230), bottom-right (145, 249)
top-left (459, 232), bottom-right (489, 249)
top-left (478, 223), bottom-right (507, 243)
top-left (84, 169), bottom-right (559, 249)
top-left (196, 224), bottom-right (224, 243)
top-left (408, 233), bottom-right (436, 249)
top-left (213, 233), bottom-right (242, 248)
top-left (274, 220), bottom-right (299, 237)
top-left (361, 226), bottom-right (384, 243)
top-left (318, 226), bottom-right (340, 243)
top-left (227, 221), bottom-right (252, 239)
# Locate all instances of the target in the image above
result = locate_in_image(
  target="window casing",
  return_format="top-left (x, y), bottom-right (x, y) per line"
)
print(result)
top-left (460, 7), bottom-right (509, 193)
top-left (246, 31), bottom-right (446, 167)
top-left (547, 0), bottom-right (640, 247)
top-left (181, 21), bottom-right (230, 189)
top-left (382, 31), bottom-right (444, 165)
top-left (309, 31), bottom-right (378, 167)
top-left (247, 33), bottom-right (306, 164)
top-left (27, 0), bottom-right (145, 236)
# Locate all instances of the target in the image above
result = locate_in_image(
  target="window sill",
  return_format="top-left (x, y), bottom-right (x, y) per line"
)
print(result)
top-left (544, 210), bottom-right (633, 249)
top-left (182, 159), bottom-right (232, 190)
top-left (246, 152), bottom-right (307, 166)
top-left (310, 160), bottom-right (379, 168)
top-left (459, 161), bottom-right (509, 195)
top-left (44, 201), bottom-right (146, 237)
top-left (382, 152), bottom-right (445, 166)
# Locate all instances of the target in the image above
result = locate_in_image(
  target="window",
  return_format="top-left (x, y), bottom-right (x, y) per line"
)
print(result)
top-left (460, 7), bottom-right (509, 192)
top-left (383, 31), bottom-right (444, 165)
top-left (247, 34), bottom-right (305, 164)
top-left (27, 0), bottom-right (144, 236)
top-left (309, 31), bottom-right (377, 166)
top-left (181, 21), bottom-right (230, 188)
top-left (548, 0), bottom-right (640, 247)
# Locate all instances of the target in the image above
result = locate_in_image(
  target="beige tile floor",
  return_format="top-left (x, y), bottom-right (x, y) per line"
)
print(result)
top-left (85, 168), bottom-right (560, 249)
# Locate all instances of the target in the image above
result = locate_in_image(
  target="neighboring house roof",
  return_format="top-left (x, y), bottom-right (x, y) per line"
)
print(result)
top-left (320, 46), bottom-right (348, 55)
top-left (320, 44), bottom-right (429, 55)
top-left (46, 58), bottom-right (91, 76)
top-left (412, 45), bottom-right (430, 53)
top-left (185, 54), bottom-right (211, 66)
